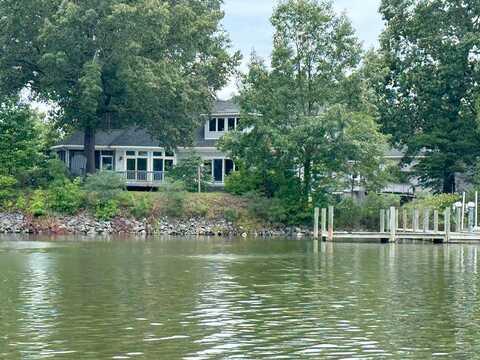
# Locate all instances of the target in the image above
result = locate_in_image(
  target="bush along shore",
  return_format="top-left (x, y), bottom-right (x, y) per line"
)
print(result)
top-left (0, 172), bottom-right (310, 237)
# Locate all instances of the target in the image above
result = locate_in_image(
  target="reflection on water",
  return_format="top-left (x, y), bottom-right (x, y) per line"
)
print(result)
top-left (1, 237), bottom-right (480, 359)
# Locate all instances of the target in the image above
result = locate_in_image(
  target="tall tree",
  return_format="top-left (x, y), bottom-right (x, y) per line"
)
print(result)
top-left (377, 0), bottom-right (480, 193)
top-left (0, 98), bottom-right (43, 178)
top-left (0, 0), bottom-right (239, 173)
top-left (221, 0), bottom-right (388, 210)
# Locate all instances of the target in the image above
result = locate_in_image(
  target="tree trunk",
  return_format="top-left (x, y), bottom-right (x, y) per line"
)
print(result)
top-left (84, 126), bottom-right (96, 175)
top-left (303, 155), bottom-right (312, 204)
top-left (443, 172), bottom-right (456, 194)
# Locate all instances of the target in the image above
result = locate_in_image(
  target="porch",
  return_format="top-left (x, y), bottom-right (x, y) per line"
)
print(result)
top-left (116, 170), bottom-right (166, 187)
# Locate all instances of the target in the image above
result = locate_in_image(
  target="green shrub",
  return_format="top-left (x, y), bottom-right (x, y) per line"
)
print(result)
top-left (157, 179), bottom-right (186, 193)
top-left (83, 171), bottom-right (125, 202)
top-left (169, 153), bottom-right (212, 192)
top-left (95, 199), bottom-right (119, 221)
top-left (187, 202), bottom-right (209, 218)
top-left (404, 193), bottom-right (460, 212)
top-left (128, 195), bottom-right (153, 219)
top-left (0, 175), bottom-right (17, 208)
top-left (246, 193), bottom-right (288, 224)
top-left (333, 193), bottom-right (401, 231)
top-left (224, 208), bottom-right (240, 223)
top-left (48, 179), bottom-right (84, 214)
top-left (28, 190), bottom-right (48, 217)
top-left (163, 191), bottom-right (186, 218)
top-left (25, 158), bottom-right (70, 188)
top-left (225, 169), bottom-right (261, 195)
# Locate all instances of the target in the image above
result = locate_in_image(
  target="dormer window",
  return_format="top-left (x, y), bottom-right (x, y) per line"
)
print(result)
top-left (208, 117), bottom-right (240, 133)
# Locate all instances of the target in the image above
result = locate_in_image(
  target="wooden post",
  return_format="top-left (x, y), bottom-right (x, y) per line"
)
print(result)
top-left (433, 210), bottom-right (439, 233)
top-left (380, 209), bottom-right (385, 233)
top-left (386, 209), bottom-right (391, 232)
top-left (396, 208), bottom-right (399, 232)
top-left (444, 208), bottom-right (451, 243)
top-left (461, 192), bottom-right (466, 231)
top-left (423, 208), bottom-right (430, 233)
top-left (456, 208), bottom-right (461, 232)
top-left (313, 207), bottom-right (320, 239)
top-left (197, 165), bottom-right (202, 193)
top-left (475, 191), bottom-right (479, 230)
top-left (402, 208), bottom-right (407, 232)
top-left (321, 208), bottom-right (327, 240)
top-left (413, 208), bottom-right (419, 232)
top-left (389, 207), bottom-right (396, 242)
top-left (327, 206), bottom-right (334, 241)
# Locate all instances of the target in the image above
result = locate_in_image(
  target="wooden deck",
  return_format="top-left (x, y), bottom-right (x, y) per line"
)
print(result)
top-left (313, 205), bottom-right (480, 244)
top-left (328, 231), bottom-right (480, 243)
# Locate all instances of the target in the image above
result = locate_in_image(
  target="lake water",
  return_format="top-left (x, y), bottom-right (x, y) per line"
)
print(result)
top-left (1, 236), bottom-right (480, 359)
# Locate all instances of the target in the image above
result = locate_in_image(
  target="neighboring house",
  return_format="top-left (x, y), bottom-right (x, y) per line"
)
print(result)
top-left (52, 100), bottom-right (239, 187)
top-left (53, 98), bottom-right (419, 196)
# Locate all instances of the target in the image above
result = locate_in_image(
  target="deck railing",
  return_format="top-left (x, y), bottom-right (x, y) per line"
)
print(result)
top-left (116, 171), bottom-right (165, 184)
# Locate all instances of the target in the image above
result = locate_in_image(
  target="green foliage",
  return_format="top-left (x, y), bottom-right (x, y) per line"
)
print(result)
top-left (83, 171), bottom-right (125, 202)
top-left (163, 192), bottom-right (186, 218)
top-left (157, 180), bottom-right (187, 193)
top-left (0, 0), bottom-right (240, 173)
top-left (95, 200), bottom-right (119, 221)
top-left (335, 193), bottom-right (401, 231)
top-left (403, 193), bottom-right (461, 212)
top-left (246, 192), bottom-right (289, 225)
top-left (221, 0), bottom-right (388, 219)
top-left (224, 168), bottom-right (262, 195)
top-left (26, 159), bottom-right (70, 189)
top-left (0, 98), bottom-right (44, 180)
top-left (376, 1), bottom-right (480, 192)
top-left (48, 179), bottom-right (84, 215)
top-left (128, 195), bottom-right (153, 219)
top-left (224, 208), bottom-right (240, 223)
top-left (169, 153), bottom-right (212, 192)
top-left (187, 202), bottom-right (209, 218)
top-left (28, 190), bottom-right (48, 217)
top-left (0, 175), bottom-right (17, 208)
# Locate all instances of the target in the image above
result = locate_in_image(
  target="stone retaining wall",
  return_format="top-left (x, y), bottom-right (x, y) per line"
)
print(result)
top-left (0, 212), bottom-right (302, 237)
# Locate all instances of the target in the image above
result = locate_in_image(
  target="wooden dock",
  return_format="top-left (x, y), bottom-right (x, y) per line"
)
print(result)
top-left (313, 205), bottom-right (480, 244)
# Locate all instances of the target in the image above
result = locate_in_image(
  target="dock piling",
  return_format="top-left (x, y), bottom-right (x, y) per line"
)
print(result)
top-left (389, 207), bottom-right (396, 242)
top-left (423, 209), bottom-right (430, 233)
top-left (444, 208), bottom-right (451, 243)
top-left (396, 208), bottom-right (399, 232)
top-left (380, 210), bottom-right (385, 233)
top-left (327, 206), bottom-right (334, 241)
top-left (321, 208), bottom-right (327, 240)
top-left (313, 207), bottom-right (320, 239)
top-left (434, 210), bottom-right (439, 233)
top-left (402, 209), bottom-right (407, 232)
top-left (413, 209), bottom-right (419, 232)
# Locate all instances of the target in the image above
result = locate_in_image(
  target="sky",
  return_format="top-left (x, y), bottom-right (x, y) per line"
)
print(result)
top-left (218, 0), bottom-right (384, 99)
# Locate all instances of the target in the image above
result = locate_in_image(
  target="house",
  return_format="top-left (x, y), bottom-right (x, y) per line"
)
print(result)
top-left (52, 99), bottom-right (240, 187)
top-left (53, 98), bottom-right (418, 196)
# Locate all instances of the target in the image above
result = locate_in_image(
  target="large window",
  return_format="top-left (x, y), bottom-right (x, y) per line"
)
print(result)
top-left (208, 117), bottom-right (240, 133)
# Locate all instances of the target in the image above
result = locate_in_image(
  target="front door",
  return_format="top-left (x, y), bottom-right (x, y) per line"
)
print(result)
top-left (213, 159), bottom-right (223, 183)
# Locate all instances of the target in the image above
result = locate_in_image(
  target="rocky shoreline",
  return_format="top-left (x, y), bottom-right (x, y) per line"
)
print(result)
top-left (0, 212), bottom-right (306, 237)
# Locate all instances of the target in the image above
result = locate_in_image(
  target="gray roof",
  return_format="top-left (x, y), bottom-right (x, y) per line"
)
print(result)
top-left (58, 126), bottom-right (218, 148)
top-left (212, 99), bottom-right (240, 115)
top-left (56, 99), bottom-right (239, 148)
